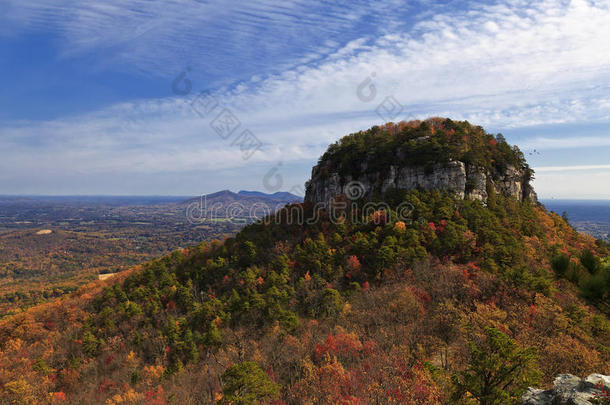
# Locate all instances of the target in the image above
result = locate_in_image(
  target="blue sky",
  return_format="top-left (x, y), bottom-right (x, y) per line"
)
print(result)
top-left (1, 0), bottom-right (610, 198)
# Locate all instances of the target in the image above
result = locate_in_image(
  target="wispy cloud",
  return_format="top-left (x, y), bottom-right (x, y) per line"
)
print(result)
top-left (2, 0), bottom-right (610, 195)
top-left (1, 0), bottom-right (415, 81)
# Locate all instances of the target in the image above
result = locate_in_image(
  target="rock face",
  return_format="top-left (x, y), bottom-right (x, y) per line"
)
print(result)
top-left (522, 374), bottom-right (610, 405)
top-left (305, 159), bottom-right (537, 206)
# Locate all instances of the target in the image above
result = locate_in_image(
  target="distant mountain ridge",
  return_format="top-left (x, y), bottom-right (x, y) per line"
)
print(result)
top-left (179, 189), bottom-right (303, 221)
top-left (237, 190), bottom-right (302, 202)
top-left (180, 189), bottom-right (302, 205)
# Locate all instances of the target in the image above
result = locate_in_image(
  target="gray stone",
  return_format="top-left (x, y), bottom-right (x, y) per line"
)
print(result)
top-left (522, 387), bottom-right (553, 405)
top-left (305, 159), bottom-right (535, 206)
top-left (466, 165), bottom-right (488, 202)
top-left (522, 373), bottom-right (609, 405)
top-left (581, 373), bottom-right (610, 391)
top-left (553, 374), bottom-right (582, 395)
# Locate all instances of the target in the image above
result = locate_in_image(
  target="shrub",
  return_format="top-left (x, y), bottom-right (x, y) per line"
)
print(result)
top-left (551, 254), bottom-right (570, 277)
top-left (580, 249), bottom-right (601, 274)
top-left (580, 267), bottom-right (610, 302)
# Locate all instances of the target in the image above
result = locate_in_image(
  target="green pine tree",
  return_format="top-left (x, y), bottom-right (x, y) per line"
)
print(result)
top-left (452, 327), bottom-right (541, 405)
top-left (221, 361), bottom-right (279, 405)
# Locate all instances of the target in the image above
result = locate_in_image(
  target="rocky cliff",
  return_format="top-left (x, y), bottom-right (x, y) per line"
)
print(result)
top-left (305, 159), bottom-right (537, 205)
top-left (522, 374), bottom-right (610, 405)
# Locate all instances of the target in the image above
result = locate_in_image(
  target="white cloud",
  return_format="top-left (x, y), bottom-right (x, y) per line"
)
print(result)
top-left (522, 136), bottom-right (610, 150)
top-left (535, 164), bottom-right (610, 172)
top-left (533, 170), bottom-right (610, 199)
top-left (2, 0), bottom-right (610, 195)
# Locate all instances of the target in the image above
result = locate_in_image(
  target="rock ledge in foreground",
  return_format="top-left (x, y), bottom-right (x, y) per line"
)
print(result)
top-left (522, 373), bottom-right (610, 405)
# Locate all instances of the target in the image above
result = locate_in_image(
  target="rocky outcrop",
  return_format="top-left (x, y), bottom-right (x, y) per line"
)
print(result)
top-left (305, 160), bottom-right (537, 206)
top-left (522, 374), bottom-right (610, 405)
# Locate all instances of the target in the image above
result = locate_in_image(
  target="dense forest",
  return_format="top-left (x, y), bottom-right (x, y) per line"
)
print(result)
top-left (313, 118), bottom-right (532, 182)
top-left (0, 120), bottom-right (609, 404)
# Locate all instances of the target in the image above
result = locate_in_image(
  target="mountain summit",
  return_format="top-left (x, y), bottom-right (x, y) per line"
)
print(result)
top-left (306, 118), bottom-right (537, 205)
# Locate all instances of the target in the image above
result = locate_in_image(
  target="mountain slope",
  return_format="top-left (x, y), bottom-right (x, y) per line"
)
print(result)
top-left (0, 119), bottom-right (609, 404)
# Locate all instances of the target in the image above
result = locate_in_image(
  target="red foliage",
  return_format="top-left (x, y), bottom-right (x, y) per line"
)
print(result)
top-left (467, 262), bottom-right (480, 272)
top-left (105, 355), bottom-right (114, 365)
top-left (497, 323), bottom-right (510, 335)
top-left (347, 256), bottom-right (360, 270)
top-left (145, 385), bottom-right (167, 405)
top-left (409, 286), bottom-right (431, 306)
top-left (58, 368), bottom-right (79, 390)
top-left (341, 395), bottom-right (362, 404)
top-left (257, 276), bottom-right (264, 285)
top-left (266, 365), bottom-right (277, 381)
top-left (51, 392), bottom-right (67, 403)
top-left (428, 222), bottom-right (436, 232)
top-left (97, 379), bottom-right (114, 394)
top-left (438, 219), bottom-right (447, 232)
top-left (222, 274), bottom-right (230, 283)
top-left (372, 211), bottom-right (387, 226)
top-left (528, 304), bottom-right (538, 317)
top-left (362, 281), bottom-right (370, 291)
top-left (345, 256), bottom-right (362, 279)
top-left (165, 300), bottom-right (176, 310)
top-left (362, 340), bottom-right (377, 353)
top-left (314, 333), bottom-right (375, 360)
top-left (594, 383), bottom-right (610, 401)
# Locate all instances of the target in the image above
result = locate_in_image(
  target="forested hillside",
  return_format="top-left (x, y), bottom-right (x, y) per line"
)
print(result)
top-left (1, 120), bottom-right (609, 404)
